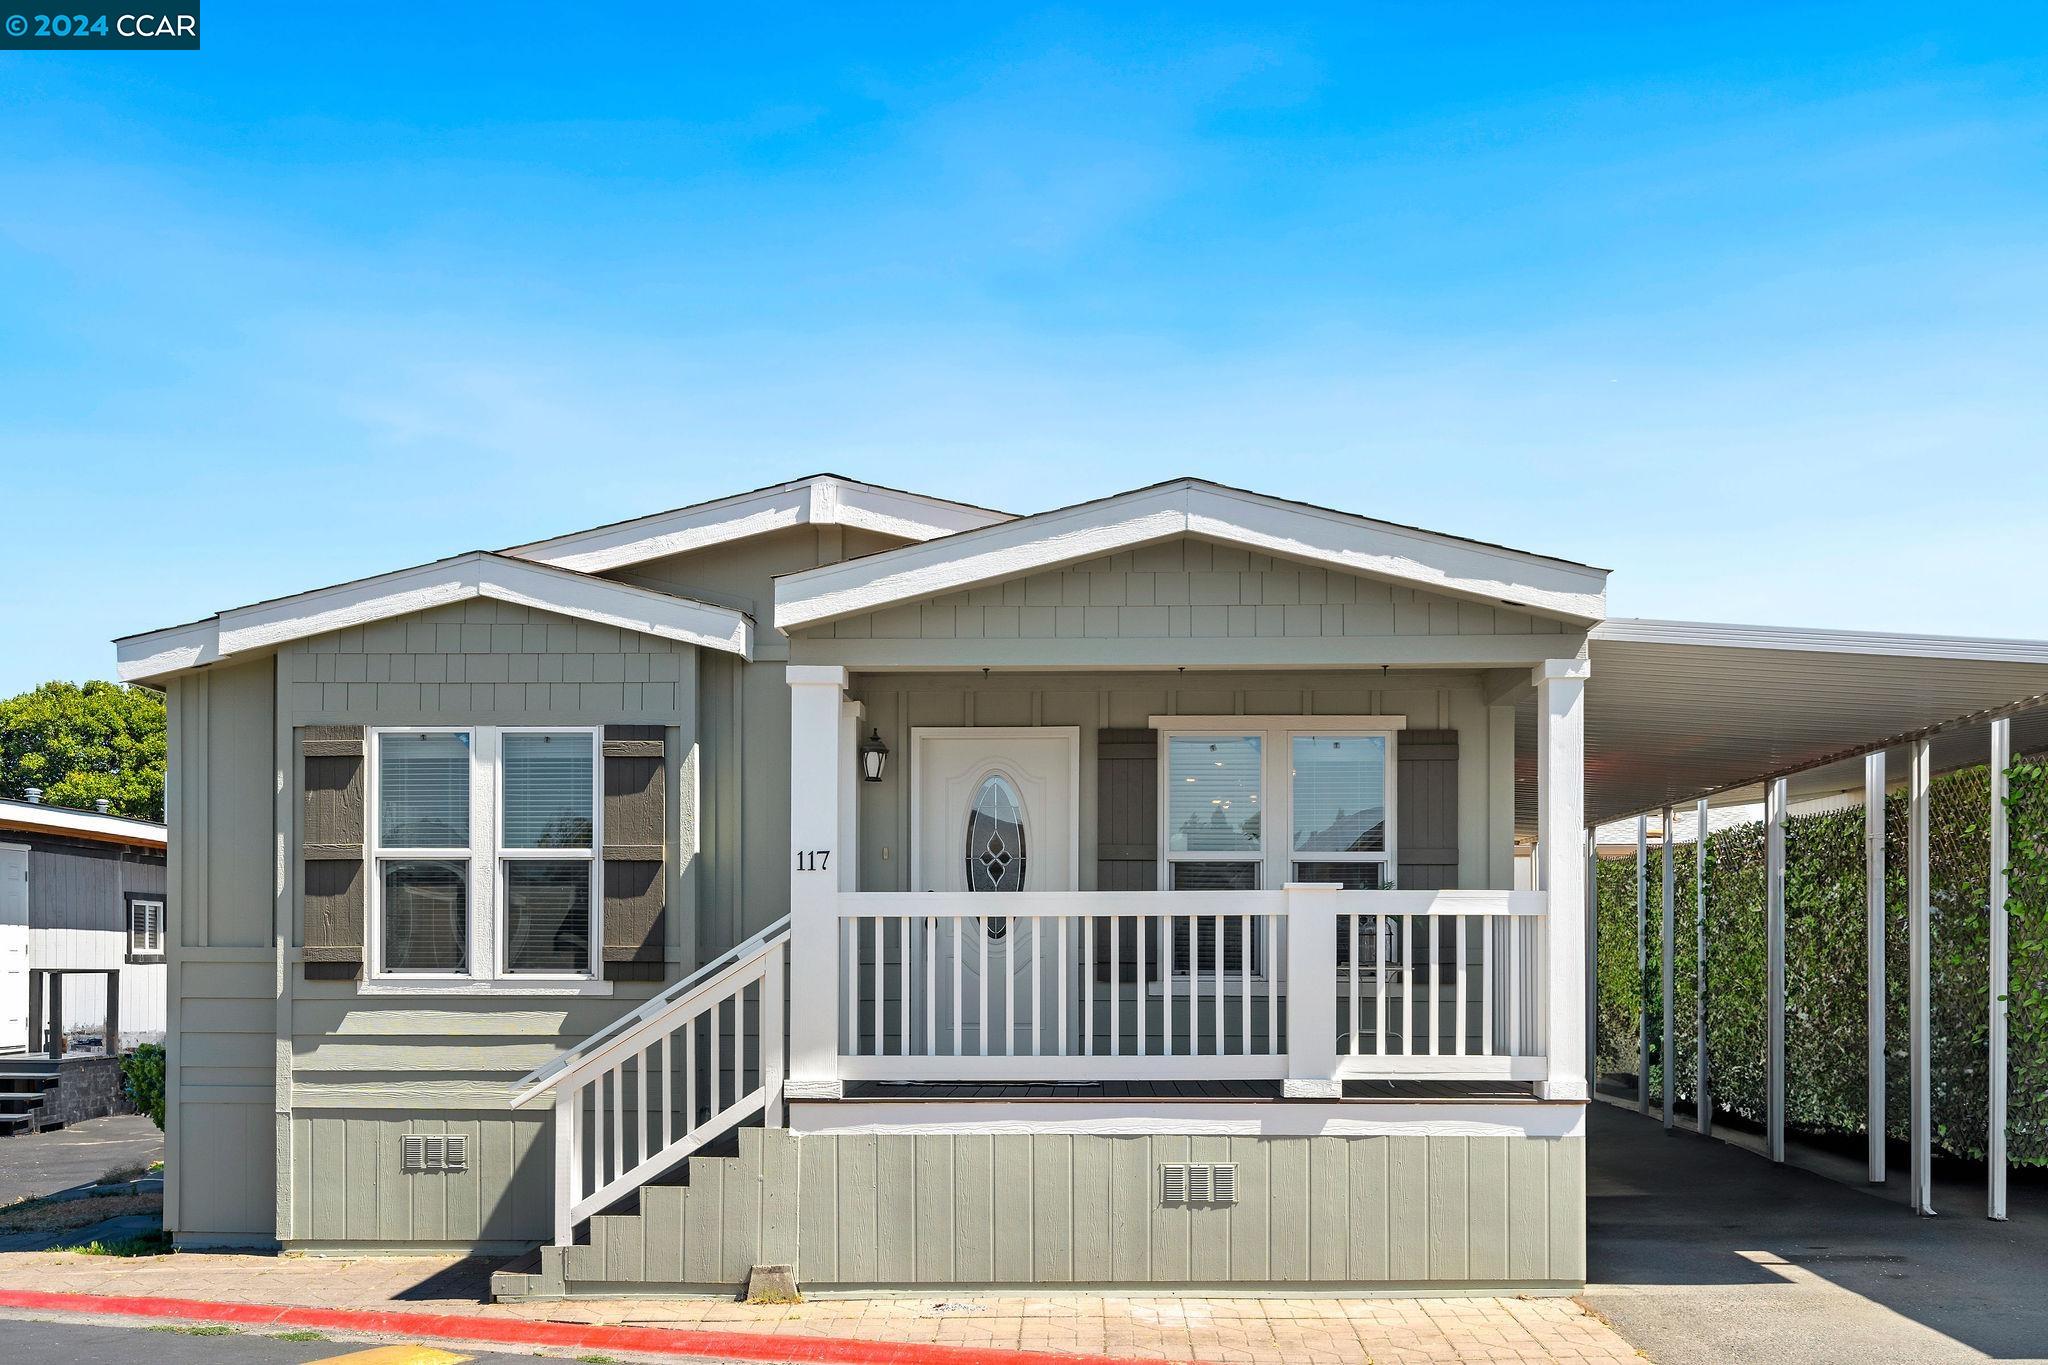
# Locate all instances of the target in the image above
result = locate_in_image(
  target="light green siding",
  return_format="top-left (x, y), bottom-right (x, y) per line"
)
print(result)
top-left (163, 658), bottom-right (279, 1245)
top-left (799, 536), bottom-right (1576, 644)
top-left (849, 668), bottom-right (1516, 893)
top-left (272, 597), bottom-right (704, 1246)
top-left (498, 1128), bottom-right (1585, 1296)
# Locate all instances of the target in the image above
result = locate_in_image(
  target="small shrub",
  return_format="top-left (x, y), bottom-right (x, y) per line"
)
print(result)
top-left (62, 1230), bottom-right (172, 1257)
top-left (121, 1043), bottom-right (166, 1130)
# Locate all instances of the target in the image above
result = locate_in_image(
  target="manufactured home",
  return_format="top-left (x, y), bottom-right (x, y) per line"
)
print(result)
top-left (0, 793), bottom-right (167, 1132)
top-left (113, 475), bottom-right (2048, 1292)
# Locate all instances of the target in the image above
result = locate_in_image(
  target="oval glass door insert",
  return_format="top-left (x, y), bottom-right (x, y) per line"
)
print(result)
top-left (964, 773), bottom-right (1026, 937)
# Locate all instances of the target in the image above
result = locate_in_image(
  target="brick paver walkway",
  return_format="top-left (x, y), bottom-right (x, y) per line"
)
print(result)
top-left (0, 1250), bottom-right (1642, 1363)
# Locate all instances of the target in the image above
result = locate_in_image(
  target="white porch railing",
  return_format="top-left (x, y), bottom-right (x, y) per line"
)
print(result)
top-left (833, 888), bottom-right (1546, 1086)
top-left (512, 917), bottom-right (788, 1246)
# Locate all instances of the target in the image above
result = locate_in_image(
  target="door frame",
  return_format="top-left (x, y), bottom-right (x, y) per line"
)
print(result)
top-left (907, 726), bottom-right (1082, 892)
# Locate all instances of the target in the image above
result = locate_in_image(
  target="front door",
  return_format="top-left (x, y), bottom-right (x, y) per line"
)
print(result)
top-left (912, 728), bottom-right (1079, 1053)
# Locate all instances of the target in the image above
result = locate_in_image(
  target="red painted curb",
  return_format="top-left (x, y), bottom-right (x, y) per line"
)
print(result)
top-left (0, 1287), bottom-right (1167, 1365)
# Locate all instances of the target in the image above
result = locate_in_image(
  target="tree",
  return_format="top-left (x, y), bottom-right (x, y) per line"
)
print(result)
top-left (0, 680), bottom-right (167, 820)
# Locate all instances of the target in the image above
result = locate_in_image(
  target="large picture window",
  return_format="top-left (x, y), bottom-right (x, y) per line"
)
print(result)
top-left (1155, 716), bottom-right (1400, 895)
top-left (367, 726), bottom-right (602, 983)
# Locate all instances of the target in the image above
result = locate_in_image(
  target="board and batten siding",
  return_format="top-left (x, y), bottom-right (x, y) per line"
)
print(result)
top-left (271, 597), bottom-right (703, 1246)
top-left (506, 1128), bottom-right (1584, 1294)
top-left (22, 836), bottom-right (167, 1041)
top-left (796, 1132), bottom-right (1583, 1290)
top-left (164, 656), bottom-right (279, 1245)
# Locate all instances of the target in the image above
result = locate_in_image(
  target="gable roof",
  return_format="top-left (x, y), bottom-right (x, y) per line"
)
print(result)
top-left (774, 478), bottom-right (1608, 632)
top-left (505, 474), bottom-right (1013, 574)
top-left (115, 550), bottom-right (753, 685)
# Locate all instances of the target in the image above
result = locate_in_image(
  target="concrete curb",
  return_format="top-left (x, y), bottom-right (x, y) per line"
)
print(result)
top-left (0, 1287), bottom-right (1158, 1365)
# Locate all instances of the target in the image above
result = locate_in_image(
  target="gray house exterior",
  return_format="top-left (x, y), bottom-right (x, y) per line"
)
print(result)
top-left (118, 476), bottom-right (1598, 1291)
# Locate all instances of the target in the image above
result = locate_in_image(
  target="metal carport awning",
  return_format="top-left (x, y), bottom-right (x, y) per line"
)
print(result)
top-left (1556, 615), bottom-right (2048, 1227)
top-left (1580, 618), bottom-right (2048, 826)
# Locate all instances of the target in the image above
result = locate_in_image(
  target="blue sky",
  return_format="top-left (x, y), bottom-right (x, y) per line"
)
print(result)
top-left (4, 4), bottom-right (2046, 693)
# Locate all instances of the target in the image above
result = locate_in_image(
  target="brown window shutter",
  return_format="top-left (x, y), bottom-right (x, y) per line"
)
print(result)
top-left (301, 725), bottom-right (365, 981)
top-left (1095, 728), bottom-right (1160, 982)
top-left (602, 725), bottom-right (667, 982)
top-left (1397, 729), bottom-right (1459, 891)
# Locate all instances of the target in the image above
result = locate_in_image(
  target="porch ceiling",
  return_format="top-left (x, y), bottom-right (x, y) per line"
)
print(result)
top-left (1527, 618), bottom-right (2048, 832)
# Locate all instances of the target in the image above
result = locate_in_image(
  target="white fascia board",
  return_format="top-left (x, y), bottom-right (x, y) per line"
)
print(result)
top-left (115, 617), bottom-right (224, 682)
top-left (509, 476), bottom-right (1009, 575)
top-left (1593, 618), bottom-right (2048, 664)
top-left (1181, 482), bottom-right (1607, 626)
top-left (776, 480), bottom-right (1608, 631)
top-left (117, 553), bottom-right (751, 684)
top-left (0, 798), bottom-right (166, 847)
top-left (789, 1100), bottom-right (1586, 1140)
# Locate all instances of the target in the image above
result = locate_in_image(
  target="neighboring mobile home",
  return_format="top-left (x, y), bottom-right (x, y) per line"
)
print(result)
top-left (0, 793), bottom-right (167, 1132)
top-left (112, 475), bottom-right (2048, 1293)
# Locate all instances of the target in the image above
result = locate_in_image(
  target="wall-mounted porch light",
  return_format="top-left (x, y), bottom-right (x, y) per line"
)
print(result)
top-left (859, 728), bottom-right (891, 783)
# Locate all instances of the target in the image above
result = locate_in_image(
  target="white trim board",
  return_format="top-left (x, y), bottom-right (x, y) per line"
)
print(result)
top-left (116, 551), bottom-right (753, 683)
top-left (0, 799), bottom-right (165, 848)
top-left (790, 1100), bottom-right (1587, 1140)
top-left (507, 475), bottom-right (1012, 575)
top-left (775, 479), bottom-right (1609, 632)
top-left (1593, 617), bottom-right (2048, 664)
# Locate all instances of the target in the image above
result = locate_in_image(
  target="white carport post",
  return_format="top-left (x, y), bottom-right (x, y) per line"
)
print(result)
top-left (1661, 805), bottom-right (1676, 1131)
top-left (1635, 814), bottom-right (1649, 1114)
top-left (1585, 830), bottom-right (1599, 1088)
top-left (1694, 796), bottom-right (1710, 1137)
top-left (1766, 775), bottom-right (1787, 1165)
top-left (1989, 717), bottom-right (2011, 1221)
top-left (1908, 737), bottom-right (1934, 1215)
top-left (1865, 751), bottom-right (1887, 1185)
top-left (786, 664), bottom-right (850, 1101)
top-left (1534, 658), bottom-right (1590, 1103)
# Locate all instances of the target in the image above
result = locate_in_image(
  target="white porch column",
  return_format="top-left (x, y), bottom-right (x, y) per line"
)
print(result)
top-left (1282, 883), bottom-right (1342, 1099)
top-left (1635, 813), bottom-right (1649, 1114)
top-left (1695, 796), bottom-right (1711, 1137)
top-left (1864, 751), bottom-right (1887, 1185)
top-left (1766, 775), bottom-right (1787, 1165)
top-left (1908, 737), bottom-right (1933, 1214)
top-left (1661, 805), bottom-right (1676, 1132)
top-left (1989, 717), bottom-right (2011, 1221)
top-left (787, 665), bottom-right (849, 1100)
top-left (1534, 658), bottom-right (1590, 1102)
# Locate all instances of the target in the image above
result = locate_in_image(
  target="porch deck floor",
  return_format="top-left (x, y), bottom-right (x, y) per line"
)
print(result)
top-left (835, 1078), bottom-right (1542, 1101)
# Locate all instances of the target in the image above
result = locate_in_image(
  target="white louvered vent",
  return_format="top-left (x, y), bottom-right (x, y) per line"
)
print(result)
top-left (1158, 1162), bottom-right (1237, 1206)
top-left (402, 1133), bottom-right (469, 1174)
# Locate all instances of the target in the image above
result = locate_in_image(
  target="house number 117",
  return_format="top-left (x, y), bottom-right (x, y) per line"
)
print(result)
top-left (795, 849), bottom-right (832, 872)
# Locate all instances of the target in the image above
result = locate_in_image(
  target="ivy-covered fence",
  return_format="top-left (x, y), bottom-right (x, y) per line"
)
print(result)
top-left (1596, 757), bottom-right (2048, 1166)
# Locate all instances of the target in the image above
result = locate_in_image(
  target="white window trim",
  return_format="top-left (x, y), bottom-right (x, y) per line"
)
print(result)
top-left (128, 897), bottom-right (164, 956)
top-left (1280, 724), bottom-right (1399, 891)
top-left (364, 724), bottom-right (611, 995)
top-left (1151, 715), bottom-right (1403, 893)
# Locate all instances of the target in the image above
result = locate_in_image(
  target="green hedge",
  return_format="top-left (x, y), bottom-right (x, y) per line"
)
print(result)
top-left (1597, 758), bottom-right (2047, 1165)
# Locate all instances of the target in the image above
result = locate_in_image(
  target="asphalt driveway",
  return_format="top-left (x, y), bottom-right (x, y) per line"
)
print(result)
top-left (0, 1114), bottom-right (162, 1204)
top-left (1585, 1101), bottom-right (2048, 1364)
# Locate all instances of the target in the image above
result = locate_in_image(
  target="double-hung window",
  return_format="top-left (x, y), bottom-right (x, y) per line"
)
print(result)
top-left (368, 726), bottom-right (601, 984)
top-left (1163, 734), bottom-right (1263, 890)
top-left (1287, 733), bottom-right (1392, 889)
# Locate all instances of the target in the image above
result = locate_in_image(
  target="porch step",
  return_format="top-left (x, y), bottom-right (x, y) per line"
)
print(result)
top-left (492, 1124), bottom-right (797, 1301)
top-left (0, 1068), bottom-right (60, 1135)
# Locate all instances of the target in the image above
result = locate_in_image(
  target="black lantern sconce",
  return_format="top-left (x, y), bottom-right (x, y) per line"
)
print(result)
top-left (859, 728), bottom-right (890, 783)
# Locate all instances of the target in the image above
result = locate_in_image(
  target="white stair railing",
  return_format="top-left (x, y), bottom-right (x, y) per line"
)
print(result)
top-left (512, 917), bottom-right (788, 1246)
